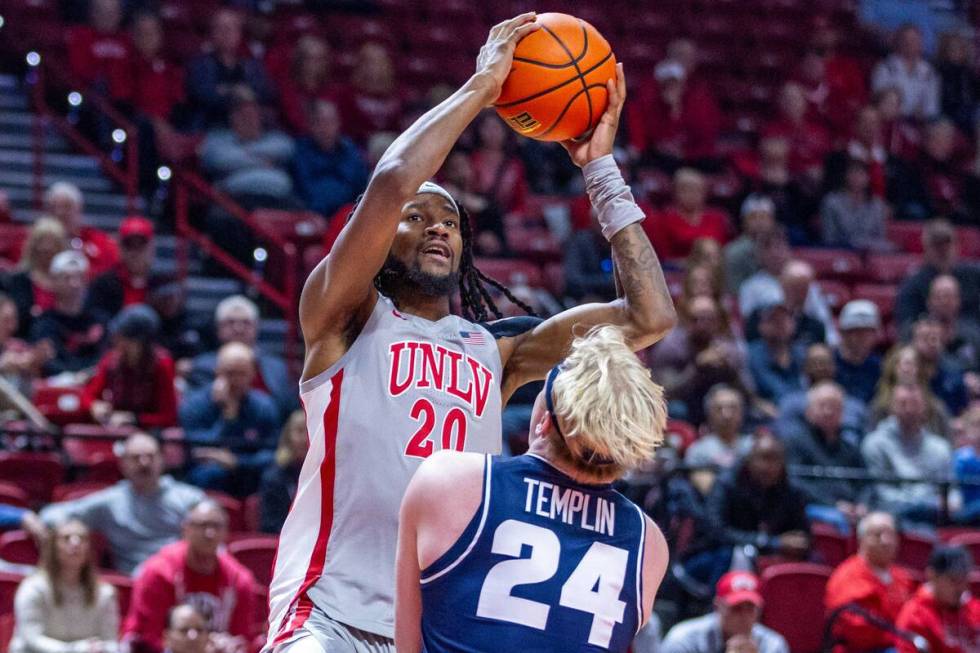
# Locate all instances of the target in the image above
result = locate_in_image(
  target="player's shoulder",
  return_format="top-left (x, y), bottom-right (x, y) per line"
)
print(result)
top-left (410, 451), bottom-right (487, 496)
top-left (642, 514), bottom-right (668, 560)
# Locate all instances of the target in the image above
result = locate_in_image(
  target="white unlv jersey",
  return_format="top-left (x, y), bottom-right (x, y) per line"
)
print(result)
top-left (265, 294), bottom-right (505, 647)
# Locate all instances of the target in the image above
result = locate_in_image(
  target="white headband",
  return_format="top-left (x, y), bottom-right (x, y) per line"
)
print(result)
top-left (417, 181), bottom-right (459, 216)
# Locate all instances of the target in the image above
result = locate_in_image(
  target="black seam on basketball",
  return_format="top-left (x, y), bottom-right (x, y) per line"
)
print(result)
top-left (537, 83), bottom-right (607, 138)
top-left (513, 23), bottom-right (589, 68)
top-left (542, 21), bottom-right (593, 136)
top-left (494, 49), bottom-right (613, 108)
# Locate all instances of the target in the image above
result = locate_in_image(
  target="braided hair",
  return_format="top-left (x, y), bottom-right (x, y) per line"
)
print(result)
top-left (352, 196), bottom-right (538, 323)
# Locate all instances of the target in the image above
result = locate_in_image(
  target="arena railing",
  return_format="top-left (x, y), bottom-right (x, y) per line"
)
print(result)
top-left (21, 50), bottom-right (140, 212)
top-left (173, 171), bottom-right (300, 364)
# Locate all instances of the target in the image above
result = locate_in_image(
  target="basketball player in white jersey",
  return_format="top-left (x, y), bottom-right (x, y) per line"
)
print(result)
top-left (265, 12), bottom-right (676, 653)
top-left (396, 326), bottom-right (670, 653)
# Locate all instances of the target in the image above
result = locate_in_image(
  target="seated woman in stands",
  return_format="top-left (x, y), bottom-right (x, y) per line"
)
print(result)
top-left (82, 304), bottom-right (178, 428)
top-left (1, 217), bottom-right (68, 338)
top-left (9, 518), bottom-right (120, 653)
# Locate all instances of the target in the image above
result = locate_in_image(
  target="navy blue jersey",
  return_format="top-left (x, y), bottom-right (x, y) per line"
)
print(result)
top-left (420, 454), bottom-right (648, 653)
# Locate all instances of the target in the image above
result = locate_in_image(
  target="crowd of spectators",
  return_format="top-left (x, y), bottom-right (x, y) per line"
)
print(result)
top-left (3, 0), bottom-right (980, 651)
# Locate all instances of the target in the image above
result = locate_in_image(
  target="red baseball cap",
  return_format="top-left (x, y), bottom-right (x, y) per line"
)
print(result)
top-left (716, 571), bottom-right (763, 608)
top-left (119, 216), bottom-right (154, 240)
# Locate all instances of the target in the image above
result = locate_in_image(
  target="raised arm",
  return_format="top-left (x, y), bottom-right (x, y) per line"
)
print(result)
top-left (300, 14), bottom-right (540, 380)
top-left (499, 65), bottom-right (676, 400)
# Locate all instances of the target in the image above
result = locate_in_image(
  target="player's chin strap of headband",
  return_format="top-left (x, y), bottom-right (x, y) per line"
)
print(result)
top-left (545, 365), bottom-right (616, 467)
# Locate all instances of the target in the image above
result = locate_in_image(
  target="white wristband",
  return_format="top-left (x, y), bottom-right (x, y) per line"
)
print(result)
top-left (582, 154), bottom-right (645, 240)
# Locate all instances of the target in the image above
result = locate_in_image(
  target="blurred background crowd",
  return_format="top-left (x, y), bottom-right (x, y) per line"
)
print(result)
top-left (1, 0), bottom-right (980, 651)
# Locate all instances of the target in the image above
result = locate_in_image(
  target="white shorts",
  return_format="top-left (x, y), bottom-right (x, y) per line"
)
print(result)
top-left (270, 606), bottom-right (394, 653)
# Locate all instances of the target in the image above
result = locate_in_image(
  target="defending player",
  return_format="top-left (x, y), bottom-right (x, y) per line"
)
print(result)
top-left (265, 12), bottom-right (676, 653)
top-left (395, 325), bottom-right (670, 653)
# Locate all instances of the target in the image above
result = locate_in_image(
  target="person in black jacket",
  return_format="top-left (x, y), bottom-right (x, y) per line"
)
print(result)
top-left (258, 409), bottom-right (307, 533)
top-left (682, 434), bottom-right (810, 588)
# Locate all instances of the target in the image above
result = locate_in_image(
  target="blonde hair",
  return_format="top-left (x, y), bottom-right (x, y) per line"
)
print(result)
top-left (40, 518), bottom-right (100, 607)
top-left (275, 409), bottom-right (306, 468)
top-left (550, 325), bottom-right (667, 475)
top-left (20, 217), bottom-right (67, 272)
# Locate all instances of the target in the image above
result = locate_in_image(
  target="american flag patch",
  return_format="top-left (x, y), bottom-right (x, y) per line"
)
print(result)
top-left (460, 330), bottom-right (486, 346)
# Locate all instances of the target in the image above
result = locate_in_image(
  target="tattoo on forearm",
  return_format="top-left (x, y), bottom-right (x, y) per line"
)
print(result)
top-left (610, 225), bottom-right (673, 319)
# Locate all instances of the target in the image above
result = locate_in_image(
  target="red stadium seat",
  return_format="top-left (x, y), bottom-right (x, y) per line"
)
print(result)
top-left (473, 258), bottom-right (543, 288)
top-left (0, 452), bottom-right (64, 504)
top-left (897, 532), bottom-right (937, 571)
top-left (793, 248), bottom-right (863, 283)
top-left (0, 224), bottom-right (27, 263)
top-left (543, 262), bottom-right (565, 297)
top-left (32, 384), bottom-right (89, 425)
top-left (810, 523), bottom-right (851, 567)
top-left (886, 222), bottom-right (925, 253)
top-left (665, 420), bottom-right (699, 455)
top-left (0, 482), bottom-right (30, 510)
top-left (851, 284), bottom-right (898, 320)
top-left (206, 491), bottom-right (245, 533)
top-left (949, 532), bottom-right (980, 564)
top-left (817, 280), bottom-right (851, 314)
top-left (0, 530), bottom-right (39, 565)
top-left (0, 570), bottom-right (24, 651)
top-left (866, 253), bottom-right (922, 284)
top-left (229, 537), bottom-right (279, 586)
top-left (102, 572), bottom-right (133, 616)
top-left (244, 495), bottom-right (262, 534)
top-left (760, 563), bottom-right (833, 653)
top-left (51, 481), bottom-right (112, 502)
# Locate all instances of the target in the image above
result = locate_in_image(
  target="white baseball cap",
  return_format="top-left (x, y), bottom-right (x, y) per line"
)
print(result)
top-left (839, 300), bottom-right (881, 330)
top-left (50, 250), bottom-right (89, 275)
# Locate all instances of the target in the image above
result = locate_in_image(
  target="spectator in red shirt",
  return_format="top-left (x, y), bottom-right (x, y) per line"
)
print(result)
top-left (825, 511), bottom-right (917, 652)
top-left (897, 545), bottom-right (980, 653)
top-left (278, 35), bottom-right (342, 134)
top-left (86, 216), bottom-right (171, 317)
top-left (45, 182), bottom-right (119, 277)
top-left (763, 82), bottom-right (832, 182)
top-left (335, 42), bottom-right (403, 144)
top-left (628, 60), bottom-right (721, 171)
top-left (470, 112), bottom-right (528, 216)
top-left (875, 86), bottom-right (921, 161)
top-left (131, 12), bottom-right (184, 122)
top-left (83, 304), bottom-right (178, 429)
top-left (904, 118), bottom-right (980, 224)
top-left (795, 25), bottom-right (868, 137)
top-left (648, 168), bottom-right (729, 260)
top-left (1, 217), bottom-right (67, 337)
top-left (66, 0), bottom-right (133, 103)
top-left (123, 499), bottom-right (256, 653)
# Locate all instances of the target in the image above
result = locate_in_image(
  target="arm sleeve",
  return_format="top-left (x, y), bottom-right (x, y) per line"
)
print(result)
top-left (121, 566), bottom-right (172, 653)
top-left (39, 492), bottom-right (107, 532)
top-left (13, 578), bottom-right (79, 653)
top-left (136, 356), bottom-right (178, 428)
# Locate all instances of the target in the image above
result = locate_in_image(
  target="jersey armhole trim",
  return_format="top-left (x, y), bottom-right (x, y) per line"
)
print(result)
top-left (419, 454), bottom-right (493, 585)
top-left (298, 293), bottom-right (387, 395)
top-left (634, 504), bottom-right (647, 633)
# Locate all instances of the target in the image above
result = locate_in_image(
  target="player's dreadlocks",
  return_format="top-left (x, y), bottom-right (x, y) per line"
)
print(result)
top-left (345, 196), bottom-right (539, 323)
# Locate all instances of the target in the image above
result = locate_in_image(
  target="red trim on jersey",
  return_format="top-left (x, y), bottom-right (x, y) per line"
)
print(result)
top-left (271, 370), bottom-right (344, 646)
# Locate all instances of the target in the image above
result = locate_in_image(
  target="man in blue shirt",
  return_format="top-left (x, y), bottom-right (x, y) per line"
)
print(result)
top-left (179, 342), bottom-right (279, 497)
top-left (747, 300), bottom-right (805, 401)
top-left (833, 300), bottom-right (882, 404)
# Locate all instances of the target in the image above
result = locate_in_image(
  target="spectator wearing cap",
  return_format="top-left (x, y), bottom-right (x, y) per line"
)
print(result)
top-left (123, 500), bottom-right (255, 653)
top-left (648, 168), bottom-right (730, 260)
top-left (897, 219), bottom-right (980, 329)
top-left (185, 8), bottom-right (275, 129)
top-left (179, 342), bottom-right (279, 497)
top-left (661, 571), bottom-right (789, 653)
top-left (834, 300), bottom-right (883, 404)
top-left (871, 24), bottom-right (940, 121)
top-left (862, 383), bottom-right (952, 524)
top-left (897, 545), bottom-right (980, 653)
top-left (65, 0), bottom-right (133, 104)
top-left (924, 274), bottom-right (980, 371)
top-left (819, 158), bottom-right (892, 251)
top-left (198, 86), bottom-right (295, 205)
top-left (86, 217), bottom-right (172, 318)
top-left (29, 251), bottom-right (109, 376)
top-left (627, 58), bottom-right (721, 171)
top-left (45, 182), bottom-right (119, 278)
top-left (775, 343), bottom-right (868, 442)
top-left (783, 381), bottom-right (869, 535)
top-left (746, 300), bottom-right (806, 402)
top-left (826, 512), bottom-right (917, 653)
top-left (82, 305), bottom-right (178, 429)
top-left (912, 316), bottom-right (968, 415)
top-left (724, 195), bottom-right (775, 293)
top-left (292, 99), bottom-right (369, 218)
top-left (1, 217), bottom-right (68, 337)
top-left (40, 432), bottom-right (205, 575)
top-left (187, 295), bottom-right (295, 420)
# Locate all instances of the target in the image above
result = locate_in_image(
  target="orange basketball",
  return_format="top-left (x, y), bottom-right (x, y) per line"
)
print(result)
top-left (494, 13), bottom-right (616, 142)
